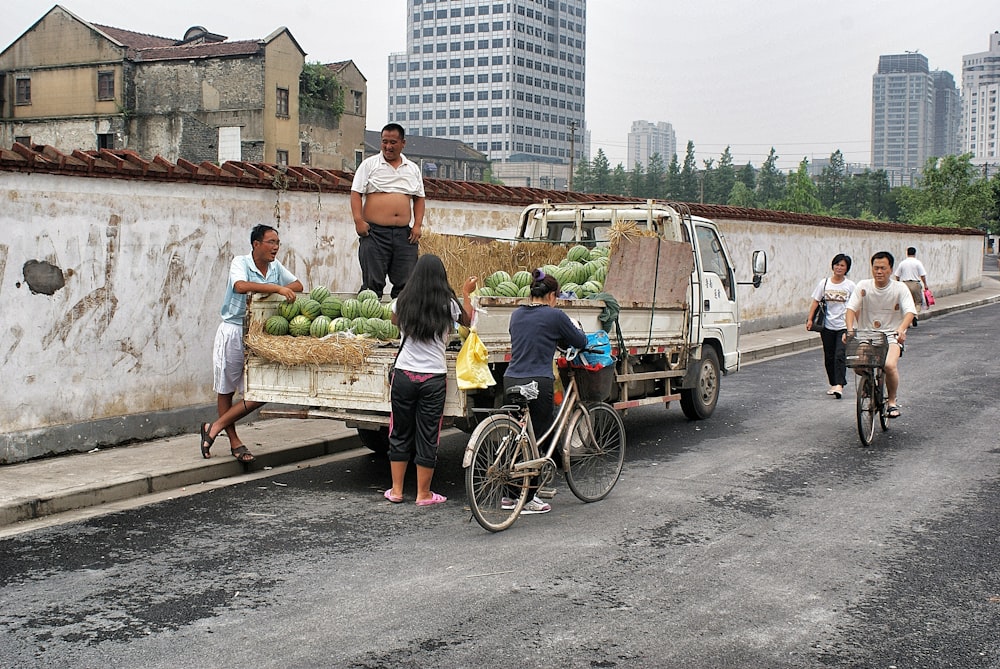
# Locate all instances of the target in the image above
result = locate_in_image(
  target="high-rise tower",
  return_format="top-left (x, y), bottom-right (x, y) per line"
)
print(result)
top-left (387, 0), bottom-right (586, 167)
top-left (627, 121), bottom-right (677, 170)
top-left (960, 31), bottom-right (1000, 166)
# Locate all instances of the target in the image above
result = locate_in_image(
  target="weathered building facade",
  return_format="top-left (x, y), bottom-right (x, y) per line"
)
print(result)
top-left (300, 60), bottom-right (368, 171)
top-left (0, 5), bottom-right (314, 166)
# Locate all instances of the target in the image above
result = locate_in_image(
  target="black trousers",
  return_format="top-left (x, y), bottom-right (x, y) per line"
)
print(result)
top-left (503, 376), bottom-right (555, 499)
top-left (820, 328), bottom-right (847, 387)
top-left (358, 223), bottom-right (418, 298)
top-left (389, 369), bottom-right (446, 468)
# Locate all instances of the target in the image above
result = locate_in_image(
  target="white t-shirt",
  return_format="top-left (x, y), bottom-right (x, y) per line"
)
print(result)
top-left (351, 152), bottom-right (425, 197)
top-left (894, 257), bottom-right (927, 282)
top-left (846, 279), bottom-right (917, 333)
top-left (393, 300), bottom-right (463, 374)
top-left (811, 277), bottom-right (856, 330)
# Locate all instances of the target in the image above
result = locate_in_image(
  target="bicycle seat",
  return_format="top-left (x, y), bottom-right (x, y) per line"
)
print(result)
top-left (505, 381), bottom-right (539, 405)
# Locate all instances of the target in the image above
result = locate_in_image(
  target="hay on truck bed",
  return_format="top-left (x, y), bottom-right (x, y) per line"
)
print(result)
top-left (245, 317), bottom-right (379, 366)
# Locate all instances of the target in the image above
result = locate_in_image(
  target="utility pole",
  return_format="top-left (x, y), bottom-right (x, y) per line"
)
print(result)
top-left (568, 121), bottom-right (577, 191)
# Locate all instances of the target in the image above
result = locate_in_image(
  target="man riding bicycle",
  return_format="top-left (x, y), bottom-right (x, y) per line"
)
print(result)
top-left (843, 251), bottom-right (917, 418)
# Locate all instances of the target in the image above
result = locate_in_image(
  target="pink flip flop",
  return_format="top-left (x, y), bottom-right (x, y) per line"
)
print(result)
top-left (415, 492), bottom-right (447, 507)
top-left (384, 489), bottom-right (403, 504)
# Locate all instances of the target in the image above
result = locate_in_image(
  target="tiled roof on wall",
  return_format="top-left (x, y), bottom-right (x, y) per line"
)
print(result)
top-left (0, 143), bottom-right (982, 236)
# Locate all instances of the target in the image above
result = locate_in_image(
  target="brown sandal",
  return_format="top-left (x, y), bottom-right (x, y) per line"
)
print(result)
top-left (199, 423), bottom-right (215, 459)
top-left (231, 445), bottom-right (255, 463)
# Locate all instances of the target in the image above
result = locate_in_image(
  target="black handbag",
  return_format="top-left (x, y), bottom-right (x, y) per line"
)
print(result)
top-left (811, 299), bottom-right (827, 330)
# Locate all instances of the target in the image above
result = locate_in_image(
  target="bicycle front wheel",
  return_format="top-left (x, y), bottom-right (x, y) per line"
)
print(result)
top-left (855, 371), bottom-right (876, 447)
top-left (563, 403), bottom-right (626, 502)
top-left (464, 415), bottom-right (530, 532)
top-left (877, 370), bottom-right (890, 432)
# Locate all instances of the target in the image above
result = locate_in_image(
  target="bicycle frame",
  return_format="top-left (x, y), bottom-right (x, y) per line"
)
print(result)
top-left (510, 371), bottom-right (591, 478)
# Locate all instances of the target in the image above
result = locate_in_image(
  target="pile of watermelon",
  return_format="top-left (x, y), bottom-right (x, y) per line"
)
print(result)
top-left (473, 245), bottom-right (610, 299)
top-left (263, 287), bottom-right (400, 340)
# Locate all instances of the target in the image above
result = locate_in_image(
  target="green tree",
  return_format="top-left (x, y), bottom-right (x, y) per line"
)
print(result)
top-left (611, 163), bottom-right (628, 196)
top-left (665, 153), bottom-right (681, 200)
top-left (896, 153), bottom-right (992, 227)
top-left (710, 146), bottom-right (736, 205)
top-left (645, 154), bottom-right (667, 199)
top-left (727, 181), bottom-right (756, 208)
top-left (591, 149), bottom-right (612, 195)
top-left (778, 158), bottom-right (823, 213)
top-left (817, 149), bottom-right (846, 213)
top-left (573, 156), bottom-right (592, 193)
top-left (299, 62), bottom-right (345, 116)
top-left (700, 158), bottom-right (715, 204)
top-left (736, 161), bottom-right (757, 192)
top-left (629, 161), bottom-right (646, 197)
top-left (678, 141), bottom-right (699, 202)
top-left (986, 171), bottom-right (1000, 234)
top-left (756, 148), bottom-right (785, 206)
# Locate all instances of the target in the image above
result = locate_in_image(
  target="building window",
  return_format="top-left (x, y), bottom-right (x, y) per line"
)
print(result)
top-left (97, 71), bottom-right (115, 101)
top-left (15, 77), bottom-right (31, 105)
top-left (14, 135), bottom-right (30, 146)
top-left (276, 87), bottom-right (289, 117)
top-left (352, 90), bottom-right (363, 115)
top-left (276, 149), bottom-right (289, 165)
top-left (97, 133), bottom-right (114, 150)
top-left (301, 142), bottom-right (311, 165)
top-left (355, 150), bottom-right (364, 168)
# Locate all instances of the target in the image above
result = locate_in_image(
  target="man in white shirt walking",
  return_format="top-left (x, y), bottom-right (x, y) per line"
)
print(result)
top-left (894, 246), bottom-right (929, 326)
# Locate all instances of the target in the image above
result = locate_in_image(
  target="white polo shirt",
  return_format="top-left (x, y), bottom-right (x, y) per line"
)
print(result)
top-left (351, 152), bottom-right (425, 197)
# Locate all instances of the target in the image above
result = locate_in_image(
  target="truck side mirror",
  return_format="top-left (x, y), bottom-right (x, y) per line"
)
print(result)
top-left (751, 250), bottom-right (767, 288)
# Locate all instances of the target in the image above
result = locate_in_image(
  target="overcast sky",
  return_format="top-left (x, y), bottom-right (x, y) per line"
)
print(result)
top-left (4, 1), bottom-right (997, 170)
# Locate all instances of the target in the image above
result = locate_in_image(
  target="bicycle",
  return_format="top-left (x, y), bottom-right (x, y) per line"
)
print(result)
top-left (462, 357), bottom-right (626, 533)
top-left (844, 331), bottom-right (890, 447)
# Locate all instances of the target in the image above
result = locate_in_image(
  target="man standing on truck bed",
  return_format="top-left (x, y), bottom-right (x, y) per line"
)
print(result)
top-left (351, 123), bottom-right (425, 298)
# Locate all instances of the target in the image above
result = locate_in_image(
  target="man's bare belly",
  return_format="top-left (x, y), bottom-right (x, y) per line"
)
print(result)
top-left (363, 192), bottom-right (412, 227)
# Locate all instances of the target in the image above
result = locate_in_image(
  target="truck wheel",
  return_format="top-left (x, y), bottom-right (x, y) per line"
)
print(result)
top-left (680, 347), bottom-right (720, 420)
top-left (357, 427), bottom-right (390, 455)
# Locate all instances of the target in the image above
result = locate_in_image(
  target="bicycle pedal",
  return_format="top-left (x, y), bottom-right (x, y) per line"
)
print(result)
top-left (537, 487), bottom-right (557, 499)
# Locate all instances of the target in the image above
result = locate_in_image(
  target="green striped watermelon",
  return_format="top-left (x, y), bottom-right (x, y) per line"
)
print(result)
top-left (359, 298), bottom-right (383, 319)
top-left (320, 296), bottom-right (343, 318)
top-left (299, 299), bottom-right (322, 320)
top-left (310, 315), bottom-right (331, 338)
top-left (310, 286), bottom-right (331, 303)
top-left (264, 315), bottom-right (290, 335)
top-left (277, 300), bottom-right (300, 320)
top-left (288, 315), bottom-right (312, 337)
top-left (340, 298), bottom-right (361, 319)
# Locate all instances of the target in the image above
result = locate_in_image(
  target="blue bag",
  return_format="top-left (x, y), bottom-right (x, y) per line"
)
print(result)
top-left (572, 330), bottom-right (614, 369)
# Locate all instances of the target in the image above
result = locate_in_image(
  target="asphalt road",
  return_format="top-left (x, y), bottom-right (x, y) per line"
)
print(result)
top-left (1, 303), bottom-right (999, 668)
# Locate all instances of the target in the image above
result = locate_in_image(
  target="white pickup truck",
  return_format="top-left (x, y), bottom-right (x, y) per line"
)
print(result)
top-left (244, 200), bottom-right (765, 452)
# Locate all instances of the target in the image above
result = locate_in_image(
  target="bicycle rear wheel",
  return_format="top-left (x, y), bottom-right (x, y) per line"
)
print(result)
top-left (877, 371), bottom-right (890, 432)
top-left (563, 403), bottom-right (626, 502)
top-left (855, 371), bottom-right (876, 447)
top-left (464, 415), bottom-right (529, 532)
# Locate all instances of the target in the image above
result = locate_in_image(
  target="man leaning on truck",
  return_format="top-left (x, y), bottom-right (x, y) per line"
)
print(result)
top-left (351, 123), bottom-right (425, 298)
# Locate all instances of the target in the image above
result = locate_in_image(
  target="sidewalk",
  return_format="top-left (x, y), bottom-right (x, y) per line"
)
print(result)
top-left (3, 271), bottom-right (999, 531)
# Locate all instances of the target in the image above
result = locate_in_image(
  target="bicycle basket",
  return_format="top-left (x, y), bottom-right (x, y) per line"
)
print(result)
top-left (558, 361), bottom-right (616, 402)
top-left (845, 331), bottom-right (889, 368)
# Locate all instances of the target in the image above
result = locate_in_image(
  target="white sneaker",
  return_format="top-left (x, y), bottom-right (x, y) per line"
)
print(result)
top-left (500, 495), bottom-right (552, 514)
top-left (520, 496), bottom-right (552, 515)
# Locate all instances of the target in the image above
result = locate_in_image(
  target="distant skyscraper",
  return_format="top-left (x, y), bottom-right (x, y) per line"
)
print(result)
top-left (960, 31), bottom-right (1000, 165)
top-left (387, 0), bottom-right (587, 167)
top-left (871, 53), bottom-right (959, 185)
top-left (627, 121), bottom-right (676, 170)
top-left (931, 71), bottom-right (961, 159)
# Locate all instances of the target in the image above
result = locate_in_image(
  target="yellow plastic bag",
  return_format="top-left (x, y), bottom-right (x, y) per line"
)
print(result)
top-left (456, 330), bottom-right (496, 390)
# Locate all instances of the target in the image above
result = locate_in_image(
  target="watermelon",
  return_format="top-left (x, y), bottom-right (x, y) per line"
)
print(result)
top-left (350, 317), bottom-right (369, 334)
top-left (264, 315), bottom-right (290, 336)
top-left (518, 285), bottom-right (531, 297)
top-left (330, 317), bottom-right (351, 332)
top-left (485, 270), bottom-right (511, 289)
top-left (310, 286), bottom-right (331, 303)
top-left (385, 322), bottom-right (400, 340)
top-left (561, 282), bottom-right (581, 297)
top-left (541, 264), bottom-right (560, 277)
top-left (592, 265), bottom-right (608, 283)
top-left (340, 298), bottom-right (361, 319)
top-left (288, 315), bottom-right (312, 337)
top-left (580, 280), bottom-right (603, 297)
top-left (299, 298), bottom-right (322, 320)
top-left (357, 289), bottom-right (379, 303)
top-left (381, 303), bottom-right (393, 320)
top-left (583, 260), bottom-right (602, 279)
top-left (589, 246), bottom-right (610, 260)
top-left (512, 270), bottom-right (533, 289)
top-left (320, 296), bottom-right (343, 318)
top-left (277, 300), bottom-right (300, 321)
top-left (475, 286), bottom-right (495, 297)
top-left (567, 245), bottom-right (590, 262)
top-left (562, 261), bottom-right (587, 284)
top-left (360, 298), bottom-right (383, 319)
top-left (310, 315), bottom-right (331, 338)
top-left (494, 281), bottom-right (520, 297)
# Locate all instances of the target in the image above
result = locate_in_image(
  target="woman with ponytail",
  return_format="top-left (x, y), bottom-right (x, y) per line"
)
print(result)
top-left (503, 268), bottom-right (588, 514)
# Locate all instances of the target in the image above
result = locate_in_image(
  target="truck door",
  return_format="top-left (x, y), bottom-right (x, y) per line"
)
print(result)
top-left (694, 224), bottom-right (739, 370)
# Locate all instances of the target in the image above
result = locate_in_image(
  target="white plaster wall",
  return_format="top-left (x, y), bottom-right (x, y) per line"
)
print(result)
top-left (0, 170), bottom-right (984, 440)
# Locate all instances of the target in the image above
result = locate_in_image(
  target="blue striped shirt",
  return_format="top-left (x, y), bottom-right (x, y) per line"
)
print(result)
top-left (219, 254), bottom-right (298, 325)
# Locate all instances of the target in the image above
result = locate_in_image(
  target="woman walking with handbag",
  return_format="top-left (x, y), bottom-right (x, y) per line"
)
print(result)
top-left (806, 254), bottom-right (856, 398)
